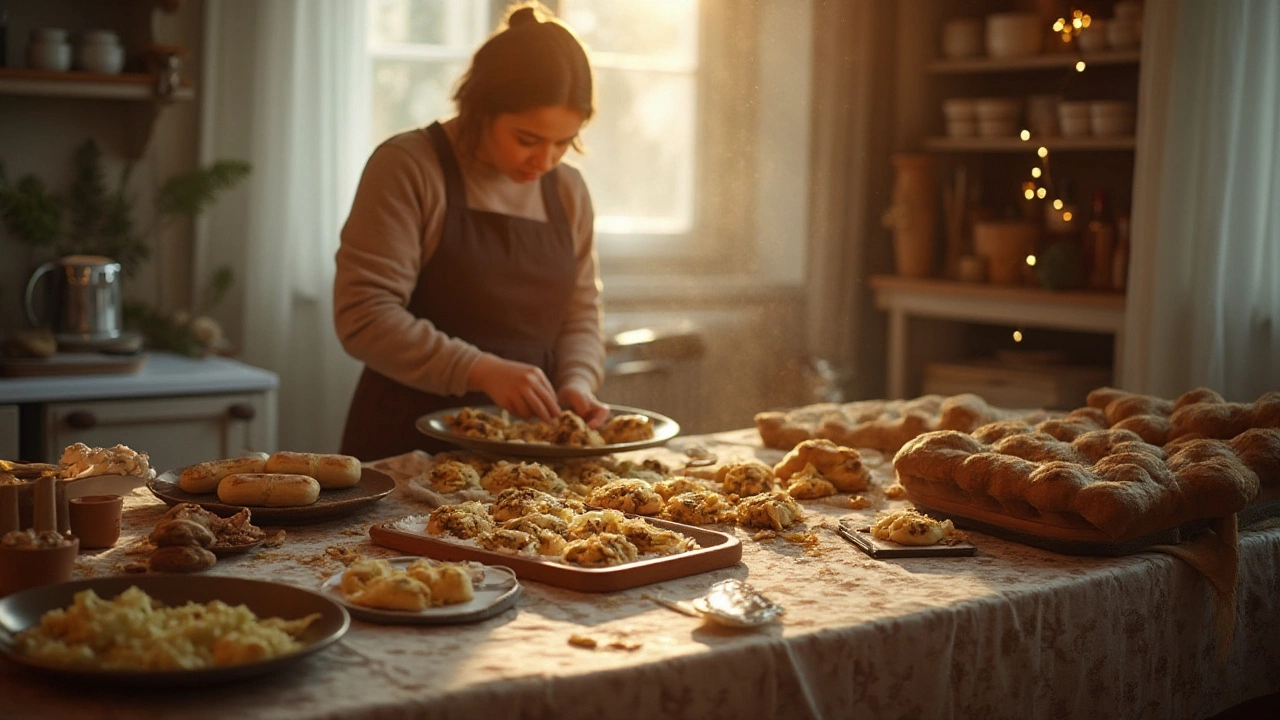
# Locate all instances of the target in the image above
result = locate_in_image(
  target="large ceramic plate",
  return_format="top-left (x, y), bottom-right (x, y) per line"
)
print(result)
top-left (0, 575), bottom-right (350, 686)
top-left (319, 557), bottom-right (520, 625)
top-left (415, 403), bottom-right (680, 458)
top-left (147, 467), bottom-right (395, 525)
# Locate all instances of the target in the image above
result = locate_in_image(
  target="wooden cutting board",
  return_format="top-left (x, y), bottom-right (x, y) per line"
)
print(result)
top-left (0, 352), bottom-right (148, 378)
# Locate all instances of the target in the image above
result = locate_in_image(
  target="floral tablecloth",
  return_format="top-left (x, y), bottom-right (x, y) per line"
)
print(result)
top-left (4, 428), bottom-right (1278, 720)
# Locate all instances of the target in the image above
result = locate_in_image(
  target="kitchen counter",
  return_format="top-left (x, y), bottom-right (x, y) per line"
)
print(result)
top-left (0, 353), bottom-right (278, 404)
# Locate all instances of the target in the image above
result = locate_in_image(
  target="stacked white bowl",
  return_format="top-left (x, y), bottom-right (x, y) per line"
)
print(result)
top-left (1057, 101), bottom-right (1091, 137)
top-left (942, 98), bottom-right (978, 137)
top-left (28, 28), bottom-right (72, 72)
top-left (975, 97), bottom-right (1022, 138)
top-left (1089, 101), bottom-right (1136, 136)
top-left (985, 12), bottom-right (1042, 59)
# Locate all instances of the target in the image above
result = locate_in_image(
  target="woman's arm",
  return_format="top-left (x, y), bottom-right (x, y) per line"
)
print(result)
top-left (553, 166), bottom-right (608, 425)
top-left (332, 135), bottom-right (483, 396)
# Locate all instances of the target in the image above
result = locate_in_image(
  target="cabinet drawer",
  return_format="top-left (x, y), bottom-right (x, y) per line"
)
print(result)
top-left (42, 394), bottom-right (272, 471)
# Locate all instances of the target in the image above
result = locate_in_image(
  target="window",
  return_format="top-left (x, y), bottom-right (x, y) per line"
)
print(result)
top-left (366, 0), bottom-right (709, 261)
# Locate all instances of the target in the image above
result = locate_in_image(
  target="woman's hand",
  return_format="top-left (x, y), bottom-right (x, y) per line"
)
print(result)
top-left (467, 355), bottom-right (559, 423)
top-left (558, 382), bottom-right (610, 428)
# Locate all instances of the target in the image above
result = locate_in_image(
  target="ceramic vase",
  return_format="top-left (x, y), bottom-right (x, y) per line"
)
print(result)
top-left (883, 154), bottom-right (938, 278)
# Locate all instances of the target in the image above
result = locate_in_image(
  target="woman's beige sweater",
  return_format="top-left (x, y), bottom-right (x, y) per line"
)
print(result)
top-left (333, 121), bottom-right (604, 397)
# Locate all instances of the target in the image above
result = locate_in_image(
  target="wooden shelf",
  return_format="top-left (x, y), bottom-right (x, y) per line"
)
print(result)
top-left (868, 275), bottom-right (1126, 313)
top-left (0, 68), bottom-right (194, 101)
top-left (927, 49), bottom-right (1141, 75)
top-left (924, 136), bottom-right (1135, 152)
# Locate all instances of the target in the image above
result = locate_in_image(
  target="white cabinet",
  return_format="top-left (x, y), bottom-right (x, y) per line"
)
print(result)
top-left (42, 393), bottom-right (273, 472)
top-left (0, 353), bottom-right (277, 467)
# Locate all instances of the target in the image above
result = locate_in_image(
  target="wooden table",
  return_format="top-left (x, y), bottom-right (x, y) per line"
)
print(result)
top-left (2, 429), bottom-right (1276, 720)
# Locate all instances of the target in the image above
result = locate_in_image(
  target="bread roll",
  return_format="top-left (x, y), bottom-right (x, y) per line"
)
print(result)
top-left (149, 519), bottom-right (216, 548)
top-left (265, 451), bottom-right (362, 489)
top-left (179, 453), bottom-right (270, 494)
top-left (217, 473), bottom-right (320, 507)
top-left (149, 545), bottom-right (217, 573)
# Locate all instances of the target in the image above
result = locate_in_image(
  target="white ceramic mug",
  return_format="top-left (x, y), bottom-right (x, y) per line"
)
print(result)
top-left (28, 28), bottom-right (71, 72)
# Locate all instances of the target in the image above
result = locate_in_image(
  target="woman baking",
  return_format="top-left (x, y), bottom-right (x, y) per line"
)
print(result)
top-left (334, 2), bottom-right (607, 461)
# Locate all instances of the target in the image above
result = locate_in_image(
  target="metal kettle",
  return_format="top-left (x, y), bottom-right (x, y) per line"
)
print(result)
top-left (24, 255), bottom-right (124, 340)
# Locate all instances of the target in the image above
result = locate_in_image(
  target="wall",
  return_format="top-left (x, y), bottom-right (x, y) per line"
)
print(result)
top-left (0, 0), bottom-right (204, 334)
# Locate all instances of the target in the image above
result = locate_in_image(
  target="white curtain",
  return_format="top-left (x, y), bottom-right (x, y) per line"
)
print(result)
top-left (1125, 0), bottom-right (1280, 401)
top-left (805, 0), bottom-right (895, 400)
top-left (198, 0), bottom-right (369, 452)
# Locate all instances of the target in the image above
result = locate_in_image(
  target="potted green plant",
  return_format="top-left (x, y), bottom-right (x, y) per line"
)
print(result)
top-left (0, 139), bottom-right (250, 356)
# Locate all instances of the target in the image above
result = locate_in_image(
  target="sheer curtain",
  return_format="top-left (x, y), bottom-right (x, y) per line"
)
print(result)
top-left (805, 0), bottom-right (895, 400)
top-left (1125, 0), bottom-right (1280, 401)
top-left (198, 0), bottom-right (369, 452)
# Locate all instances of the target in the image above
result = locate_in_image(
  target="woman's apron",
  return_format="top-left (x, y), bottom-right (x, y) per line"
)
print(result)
top-left (340, 122), bottom-right (577, 461)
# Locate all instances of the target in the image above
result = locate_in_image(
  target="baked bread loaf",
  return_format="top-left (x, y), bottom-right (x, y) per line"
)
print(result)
top-left (264, 451), bottom-right (362, 489)
top-left (178, 453), bottom-right (269, 494)
top-left (217, 473), bottom-right (321, 507)
top-left (756, 394), bottom-right (1052, 453)
top-left (894, 427), bottom-right (1261, 541)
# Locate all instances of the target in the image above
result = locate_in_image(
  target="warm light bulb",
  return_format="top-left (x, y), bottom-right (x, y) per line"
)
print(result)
top-left (1036, 187), bottom-right (1047, 199)
top-left (1063, 211), bottom-right (1074, 222)
top-left (1072, 17), bottom-right (1083, 29)
top-left (1076, 61), bottom-right (1087, 72)
top-left (1013, 330), bottom-right (1024, 342)
top-left (1024, 189), bottom-right (1036, 200)
top-left (1053, 199), bottom-right (1064, 210)
top-left (1031, 167), bottom-right (1042, 178)
top-left (1026, 255), bottom-right (1037, 266)
top-left (1053, 19), bottom-right (1065, 32)
top-left (1020, 129), bottom-right (1031, 141)
top-left (1037, 146), bottom-right (1049, 158)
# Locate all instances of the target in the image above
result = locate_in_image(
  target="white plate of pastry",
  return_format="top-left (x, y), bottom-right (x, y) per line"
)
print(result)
top-left (319, 556), bottom-right (520, 625)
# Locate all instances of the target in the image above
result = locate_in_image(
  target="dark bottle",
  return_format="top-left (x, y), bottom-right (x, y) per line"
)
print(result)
top-left (1038, 180), bottom-right (1084, 290)
top-left (1085, 190), bottom-right (1117, 290)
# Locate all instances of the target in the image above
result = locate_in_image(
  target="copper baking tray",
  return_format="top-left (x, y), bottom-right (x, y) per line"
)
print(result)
top-left (369, 515), bottom-right (742, 593)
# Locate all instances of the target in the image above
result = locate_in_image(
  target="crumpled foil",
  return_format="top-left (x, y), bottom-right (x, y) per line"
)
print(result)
top-left (690, 579), bottom-right (785, 628)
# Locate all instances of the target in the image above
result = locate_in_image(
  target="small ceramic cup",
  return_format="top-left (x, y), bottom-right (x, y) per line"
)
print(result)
top-left (68, 494), bottom-right (124, 549)
top-left (0, 535), bottom-right (79, 597)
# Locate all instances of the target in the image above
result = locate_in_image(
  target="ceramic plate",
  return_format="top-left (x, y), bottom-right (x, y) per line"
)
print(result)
top-left (415, 403), bottom-right (680, 458)
top-left (147, 467), bottom-right (395, 525)
top-left (320, 557), bottom-right (520, 625)
top-left (0, 575), bottom-right (349, 686)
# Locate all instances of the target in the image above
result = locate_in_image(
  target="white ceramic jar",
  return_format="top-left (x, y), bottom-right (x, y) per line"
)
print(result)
top-left (78, 29), bottom-right (124, 74)
top-left (28, 28), bottom-right (71, 72)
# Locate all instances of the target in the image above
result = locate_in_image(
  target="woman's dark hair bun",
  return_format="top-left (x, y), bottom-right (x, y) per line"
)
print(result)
top-left (507, 6), bottom-right (541, 28)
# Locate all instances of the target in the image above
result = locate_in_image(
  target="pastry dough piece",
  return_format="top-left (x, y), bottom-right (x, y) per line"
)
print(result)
top-left (217, 473), bottom-right (320, 507)
top-left (991, 433), bottom-right (1090, 465)
top-left (561, 533), bottom-right (638, 567)
top-left (715, 460), bottom-right (776, 497)
top-left (870, 509), bottom-right (954, 546)
top-left (178, 454), bottom-right (269, 494)
top-left (773, 438), bottom-right (870, 492)
top-left (619, 517), bottom-right (695, 556)
top-left (1035, 407), bottom-right (1108, 442)
top-left (600, 414), bottom-right (655, 444)
top-left (1174, 387), bottom-right (1225, 409)
top-left (481, 461), bottom-right (567, 496)
top-left (1230, 428), bottom-right (1280, 489)
top-left (653, 476), bottom-right (710, 501)
top-left (586, 479), bottom-right (664, 515)
top-left (148, 545), bottom-right (217, 573)
top-left (1169, 391), bottom-right (1280, 442)
top-left (784, 464), bottom-right (838, 499)
top-left (427, 460), bottom-right (482, 493)
top-left (736, 491), bottom-right (803, 531)
top-left (547, 410), bottom-right (604, 447)
top-left (149, 519), bottom-right (216, 548)
top-left (406, 560), bottom-right (475, 605)
top-left (427, 502), bottom-right (494, 539)
top-left (491, 486), bottom-right (581, 522)
top-left (662, 490), bottom-right (737, 525)
top-left (971, 420), bottom-right (1035, 444)
top-left (446, 407), bottom-right (507, 439)
top-left (265, 451), bottom-right (362, 489)
top-left (432, 451), bottom-right (494, 476)
top-left (476, 528), bottom-right (539, 554)
top-left (755, 411), bottom-right (818, 451)
top-left (502, 514), bottom-right (570, 555)
top-left (566, 509), bottom-right (628, 539)
top-left (349, 575), bottom-right (433, 611)
top-left (341, 558), bottom-right (393, 596)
